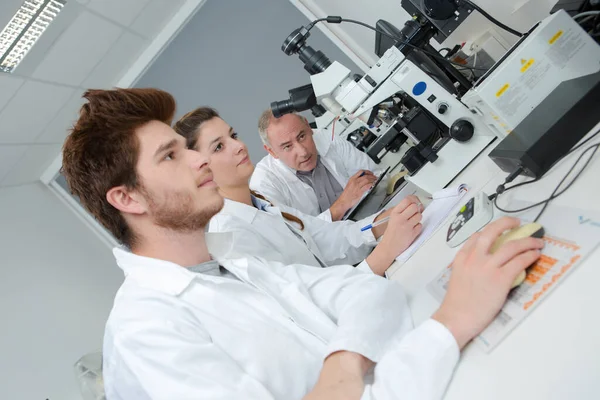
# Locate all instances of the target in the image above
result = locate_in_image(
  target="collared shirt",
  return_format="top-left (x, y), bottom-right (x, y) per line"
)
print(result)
top-left (103, 236), bottom-right (460, 400)
top-left (188, 259), bottom-right (238, 279)
top-left (296, 156), bottom-right (345, 213)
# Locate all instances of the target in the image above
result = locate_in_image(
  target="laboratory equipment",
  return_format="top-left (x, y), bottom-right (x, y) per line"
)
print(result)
top-left (446, 191), bottom-right (494, 247)
top-left (271, 5), bottom-right (600, 194)
top-left (271, 9), bottom-right (497, 194)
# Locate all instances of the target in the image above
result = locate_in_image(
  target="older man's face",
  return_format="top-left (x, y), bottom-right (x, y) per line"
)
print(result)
top-left (264, 114), bottom-right (319, 172)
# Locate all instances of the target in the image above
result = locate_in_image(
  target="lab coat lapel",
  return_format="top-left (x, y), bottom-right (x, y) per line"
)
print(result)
top-left (224, 257), bottom-right (336, 342)
top-left (264, 205), bottom-right (328, 267)
top-left (273, 158), bottom-right (320, 211)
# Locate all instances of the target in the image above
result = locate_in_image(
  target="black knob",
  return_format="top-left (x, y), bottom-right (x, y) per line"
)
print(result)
top-left (450, 119), bottom-right (474, 142)
top-left (438, 103), bottom-right (449, 114)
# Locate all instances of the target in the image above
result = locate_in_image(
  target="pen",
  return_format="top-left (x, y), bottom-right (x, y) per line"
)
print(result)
top-left (360, 216), bottom-right (390, 232)
top-left (360, 198), bottom-right (425, 231)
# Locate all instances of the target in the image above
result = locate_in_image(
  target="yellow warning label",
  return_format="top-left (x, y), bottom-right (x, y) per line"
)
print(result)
top-left (496, 84), bottom-right (510, 98)
top-left (520, 58), bottom-right (535, 73)
top-left (549, 30), bottom-right (563, 44)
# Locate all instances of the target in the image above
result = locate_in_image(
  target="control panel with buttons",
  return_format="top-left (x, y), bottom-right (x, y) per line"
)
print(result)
top-left (447, 192), bottom-right (494, 248)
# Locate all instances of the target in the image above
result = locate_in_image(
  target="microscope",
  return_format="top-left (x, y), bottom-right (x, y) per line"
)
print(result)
top-left (270, 1), bottom-right (499, 194)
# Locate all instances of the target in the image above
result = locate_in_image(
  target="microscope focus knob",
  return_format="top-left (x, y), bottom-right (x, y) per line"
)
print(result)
top-left (450, 119), bottom-right (474, 142)
top-left (438, 103), bottom-right (449, 115)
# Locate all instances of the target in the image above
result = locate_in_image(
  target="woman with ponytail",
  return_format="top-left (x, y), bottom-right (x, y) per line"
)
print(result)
top-left (174, 107), bottom-right (423, 275)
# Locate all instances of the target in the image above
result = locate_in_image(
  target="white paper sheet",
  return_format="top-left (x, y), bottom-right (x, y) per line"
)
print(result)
top-left (395, 184), bottom-right (468, 264)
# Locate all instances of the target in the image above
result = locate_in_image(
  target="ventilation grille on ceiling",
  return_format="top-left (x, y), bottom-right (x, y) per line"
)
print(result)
top-left (0, 0), bottom-right (67, 73)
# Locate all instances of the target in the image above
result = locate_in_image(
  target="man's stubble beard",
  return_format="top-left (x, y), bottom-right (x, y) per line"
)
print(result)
top-left (141, 184), bottom-right (224, 232)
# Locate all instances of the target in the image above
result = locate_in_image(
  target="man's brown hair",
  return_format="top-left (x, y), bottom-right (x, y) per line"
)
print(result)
top-left (62, 88), bottom-right (176, 247)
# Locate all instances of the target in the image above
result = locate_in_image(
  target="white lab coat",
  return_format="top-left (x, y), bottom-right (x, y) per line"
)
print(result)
top-left (208, 196), bottom-right (378, 267)
top-left (103, 233), bottom-right (460, 400)
top-left (250, 129), bottom-right (388, 221)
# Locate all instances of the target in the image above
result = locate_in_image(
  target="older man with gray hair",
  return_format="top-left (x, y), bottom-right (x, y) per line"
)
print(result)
top-left (250, 109), bottom-right (388, 221)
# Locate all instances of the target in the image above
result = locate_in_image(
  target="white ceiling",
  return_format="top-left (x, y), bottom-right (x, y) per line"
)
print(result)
top-left (0, 0), bottom-right (186, 188)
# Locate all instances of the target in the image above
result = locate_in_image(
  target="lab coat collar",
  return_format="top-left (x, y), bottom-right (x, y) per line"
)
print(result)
top-left (220, 198), bottom-right (261, 225)
top-left (112, 232), bottom-right (236, 296)
top-left (312, 128), bottom-right (332, 154)
top-left (272, 157), bottom-right (298, 178)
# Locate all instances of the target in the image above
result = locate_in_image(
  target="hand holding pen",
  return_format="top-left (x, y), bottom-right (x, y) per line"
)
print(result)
top-left (361, 195), bottom-right (424, 231)
top-left (365, 196), bottom-right (425, 267)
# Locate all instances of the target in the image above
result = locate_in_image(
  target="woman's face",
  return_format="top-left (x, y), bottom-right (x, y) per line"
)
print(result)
top-left (192, 117), bottom-right (254, 188)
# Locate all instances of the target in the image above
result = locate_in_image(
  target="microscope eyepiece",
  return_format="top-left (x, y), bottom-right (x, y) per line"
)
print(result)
top-left (270, 84), bottom-right (317, 118)
top-left (270, 99), bottom-right (295, 119)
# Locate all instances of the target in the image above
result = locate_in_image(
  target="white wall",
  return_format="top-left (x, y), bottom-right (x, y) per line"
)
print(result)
top-left (0, 183), bottom-right (121, 400)
top-left (295, 0), bottom-right (560, 66)
top-left (134, 0), bottom-right (360, 163)
top-left (293, 0), bottom-right (413, 67)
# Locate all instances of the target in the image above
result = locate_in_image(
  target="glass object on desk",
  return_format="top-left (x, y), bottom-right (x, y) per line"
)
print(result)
top-left (74, 351), bottom-right (106, 400)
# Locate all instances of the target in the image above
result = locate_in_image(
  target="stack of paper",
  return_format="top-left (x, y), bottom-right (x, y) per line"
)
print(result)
top-left (395, 184), bottom-right (468, 264)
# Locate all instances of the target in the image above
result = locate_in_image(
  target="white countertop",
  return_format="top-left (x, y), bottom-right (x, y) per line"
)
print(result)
top-left (387, 127), bottom-right (600, 400)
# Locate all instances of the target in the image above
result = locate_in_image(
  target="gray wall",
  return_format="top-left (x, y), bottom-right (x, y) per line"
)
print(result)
top-left (0, 183), bottom-right (120, 400)
top-left (135, 0), bottom-right (360, 162)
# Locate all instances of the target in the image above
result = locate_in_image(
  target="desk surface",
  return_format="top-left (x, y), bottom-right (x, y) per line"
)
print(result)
top-left (387, 127), bottom-right (600, 400)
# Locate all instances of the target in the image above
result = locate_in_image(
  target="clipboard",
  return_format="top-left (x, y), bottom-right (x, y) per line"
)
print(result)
top-left (342, 167), bottom-right (390, 221)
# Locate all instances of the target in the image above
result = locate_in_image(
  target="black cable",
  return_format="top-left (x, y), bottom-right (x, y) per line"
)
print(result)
top-left (538, 146), bottom-right (599, 200)
top-left (575, 12), bottom-right (600, 41)
top-left (421, 70), bottom-right (461, 92)
top-left (504, 165), bottom-right (524, 183)
top-left (305, 17), bottom-right (329, 30)
top-left (488, 165), bottom-right (524, 200)
top-left (593, 13), bottom-right (600, 33)
top-left (568, 128), bottom-right (600, 154)
top-left (493, 143), bottom-right (600, 222)
top-left (490, 129), bottom-right (600, 210)
top-left (492, 177), bottom-right (539, 198)
top-left (462, 0), bottom-right (524, 37)
top-left (349, 18), bottom-right (488, 70)
top-left (494, 145), bottom-right (598, 218)
top-left (505, 144), bottom-right (598, 221)
top-left (491, 128), bottom-right (600, 200)
top-left (532, 144), bottom-right (599, 221)
top-left (307, 17), bottom-right (488, 72)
